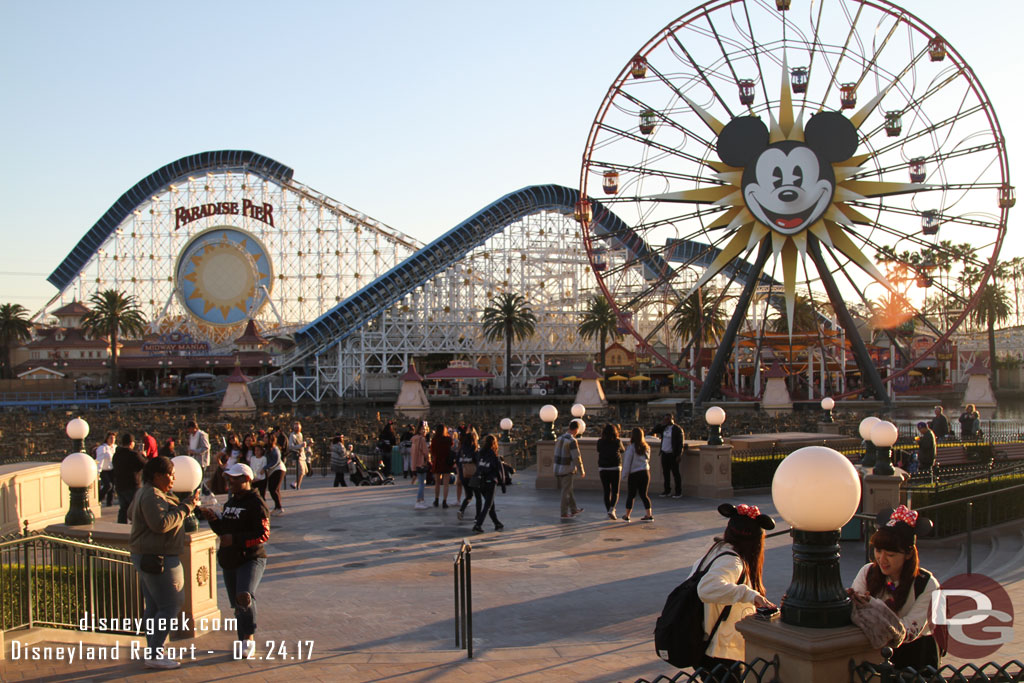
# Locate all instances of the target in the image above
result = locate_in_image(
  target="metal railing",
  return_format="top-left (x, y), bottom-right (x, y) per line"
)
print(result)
top-left (849, 649), bottom-right (1024, 682)
top-left (632, 655), bottom-right (779, 682)
top-left (454, 539), bottom-right (473, 659)
top-left (0, 530), bottom-right (143, 632)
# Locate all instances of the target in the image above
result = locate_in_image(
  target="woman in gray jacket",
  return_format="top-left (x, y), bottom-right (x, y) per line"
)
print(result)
top-left (128, 456), bottom-right (199, 670)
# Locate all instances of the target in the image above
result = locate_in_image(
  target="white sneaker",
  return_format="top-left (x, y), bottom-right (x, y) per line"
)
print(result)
top-left (145, 657), bottom-right (181, 670)
top-left (414, 500), bottom-right (428, 509)
top-left (238, 639), bottom-right (256, 659)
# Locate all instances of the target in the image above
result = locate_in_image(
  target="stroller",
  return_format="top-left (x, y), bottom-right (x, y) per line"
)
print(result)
top-left (348, 455), bottom-right (395, 486)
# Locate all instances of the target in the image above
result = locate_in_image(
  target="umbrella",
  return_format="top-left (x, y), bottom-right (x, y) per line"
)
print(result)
top-left (630, 374), bottom-right (651, 381)
top-left (608, 374), bottom-right (628, 381)
top-left (563, 375), bottom-right (581, 381)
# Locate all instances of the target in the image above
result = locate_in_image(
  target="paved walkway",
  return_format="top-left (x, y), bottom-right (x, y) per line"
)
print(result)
top-left (2, 469), bottom-right (1022, 682)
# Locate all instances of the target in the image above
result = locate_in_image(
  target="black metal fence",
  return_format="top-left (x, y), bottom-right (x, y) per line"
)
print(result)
top-left (0, 530), bottom-right (143, 632)
top-left (454, 539), bottom-right (473, 659)
top-left (850, 653), bottom-right (1024, 682)
top-left (632, 655), bottom-right (779, 682)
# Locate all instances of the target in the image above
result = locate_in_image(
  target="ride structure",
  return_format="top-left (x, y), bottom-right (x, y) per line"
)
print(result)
top-left (579, 0), bottom-right (1012, 405)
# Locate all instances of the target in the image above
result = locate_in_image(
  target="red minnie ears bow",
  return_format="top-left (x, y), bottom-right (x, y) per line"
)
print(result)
top-left (887, 504), bottom-right (918, 527)
top-left (736, 504), bottom-right (760, 520)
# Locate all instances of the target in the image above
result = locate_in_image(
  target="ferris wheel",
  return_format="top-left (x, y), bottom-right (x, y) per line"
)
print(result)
top-left (579, 0), bottom-right (1012, 402)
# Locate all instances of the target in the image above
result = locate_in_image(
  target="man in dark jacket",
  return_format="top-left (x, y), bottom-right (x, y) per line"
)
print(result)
top-left (112, 433), bottom-right (146, 523)
top-left (917, 422), bottom-right (937, 473)
top-left (655, 413), bottom-right (684, 498)
top-left (929, 406), bottom-right (949, 441)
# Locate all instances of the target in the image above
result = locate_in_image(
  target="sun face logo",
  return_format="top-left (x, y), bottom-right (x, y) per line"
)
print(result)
top-left (650, 58), bottom-right (921, 333)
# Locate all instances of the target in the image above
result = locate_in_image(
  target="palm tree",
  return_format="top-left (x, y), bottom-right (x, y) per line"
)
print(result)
top-left (481, 292), bottom-right (537, 395)
top-left (768, 294), bottom-right (820, 334)
top-left (577, 294), bottom-right (620, 370)
top-left (0, 303), bottom-right (33, 379)
top-left (81, 290), bottom-right (147, 391)
top-left (672, 287), bottom-right (727, 371)
top-left (971, 281), bottom-right (1012, 386)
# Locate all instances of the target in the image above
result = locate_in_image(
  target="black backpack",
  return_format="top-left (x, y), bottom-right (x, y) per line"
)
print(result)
top-left (654, 547), bottom-right (746, 668)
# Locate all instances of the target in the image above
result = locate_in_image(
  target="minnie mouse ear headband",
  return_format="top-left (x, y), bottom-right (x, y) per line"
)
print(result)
top-left (876, 505), bottom-right (933, 549)
top-left (719, 503), bottom-right (776, 534)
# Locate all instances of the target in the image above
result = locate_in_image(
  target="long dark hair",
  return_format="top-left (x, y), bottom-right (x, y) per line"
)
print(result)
top-left (722, 525), bottom-right (766, 596)
top-left (462, 428), bottom-right (479, 453)
top-left (480, 434), bottom-right (498, 456)
top-left (630, 427), bottom-right (649, 456)
top-left (600, 423), bottom-right (619, 442)
top-left (866, 526), bottom-right (920, 612)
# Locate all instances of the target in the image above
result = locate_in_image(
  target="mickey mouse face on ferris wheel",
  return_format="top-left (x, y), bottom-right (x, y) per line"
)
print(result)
top-left (716, 112), bottom-right (859, 236)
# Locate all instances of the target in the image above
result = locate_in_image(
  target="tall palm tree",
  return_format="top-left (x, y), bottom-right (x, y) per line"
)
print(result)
top-left (81, 290), bottom-right (147, 391)
top-left (672, 287), bottom-right (727, 371)
top-left (971, 281), bottom-right (1012, 385)
top-left (481, 292), bottom-right (537, 395)
top-left (768, 294), bottom-right (820, 334)
top-left (577, 294), bottom-right (620, 370)
top-left (0, 303), bottom-right (33, 379)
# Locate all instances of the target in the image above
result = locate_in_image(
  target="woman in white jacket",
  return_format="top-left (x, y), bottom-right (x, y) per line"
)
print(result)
top-left (694, 503), bottom-right (776, 675)
top-left (620, 427), bottom-right (653, 522)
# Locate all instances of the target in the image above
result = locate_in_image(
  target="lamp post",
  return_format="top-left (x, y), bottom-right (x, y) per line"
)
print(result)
top-left (705, 406), bottom-right (726, 446)
top-left (820, 397), bottom-right (835, 423)
top-left (60, 452), bottom-right (98, 526)
top-left (539, 404), bottom-right (558, 440)
top-left (500, 417), bottom-right (513, 442)
top-left (571, 403), bottom-right (586, 419)
top-left (66, 417), bottom-right (90, 454)
top-left (171, 455), bottom-right (204, 532)
top-left (858, 417), bottom-right (880, 468)
top-left (772, 446), bottom-right (861, 628)
top-left (870, 420), bottom-right (899, 476)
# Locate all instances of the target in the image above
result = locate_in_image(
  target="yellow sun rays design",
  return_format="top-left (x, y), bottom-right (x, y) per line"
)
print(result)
top-left (652, 57), bottom-right (921, 335)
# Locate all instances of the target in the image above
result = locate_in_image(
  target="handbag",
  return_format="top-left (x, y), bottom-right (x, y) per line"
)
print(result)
top-left (851, 596), bottom-right (906, 649)
top-left (140, 553), bottom-right (164, 575)
top-left (468, 473), bottom-right (482, 489)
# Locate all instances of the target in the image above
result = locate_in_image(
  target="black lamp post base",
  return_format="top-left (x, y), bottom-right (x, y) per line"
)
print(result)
top-left (543, 424), bottom-right (557, 441)
top-left (781, 529), bottom-right (851, 629)
top-left (65, 487), bottom-right (95, 526)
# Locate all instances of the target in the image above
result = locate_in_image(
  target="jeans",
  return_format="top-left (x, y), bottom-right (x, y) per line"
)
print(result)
top-left (660, 451), bottom-right (681, 495)
top-left (474, 482), bottom-right (501, 528)
top-left (131, 554), bottom-right (184, 653)
top-left (599, 469), bottom-right (620, 511)
top-left (459, 480), bottom-right (481, 518)
top-left (416, 471), bottom-right (427, 501)
top-left (267, 470), bottom-right (284, 510)
top-left (222, 557), bottom-right (267, 640)
top-left (117, 487), bottom-right (137, 524)
top-left (625, 470), bottom-right (652, 511)
top-left (333, 471), bottom-right (347, 487)
top-left (556, 473), bottom-right (578, 516)
top-left (98, 471), bottom-right (114, 506)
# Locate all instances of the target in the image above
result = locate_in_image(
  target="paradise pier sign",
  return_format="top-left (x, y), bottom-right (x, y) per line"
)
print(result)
top-left (174, 199), bottom-right (276, 230)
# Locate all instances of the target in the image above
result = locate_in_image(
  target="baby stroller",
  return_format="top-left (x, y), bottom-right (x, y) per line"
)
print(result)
top-left (348, 455), bottom-right (395, 486)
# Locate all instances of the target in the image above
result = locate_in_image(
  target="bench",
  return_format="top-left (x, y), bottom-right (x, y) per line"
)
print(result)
top-left (934, 445), bottom-right (969, 467)
top-left (994, 442), bottom-right (1024, 462)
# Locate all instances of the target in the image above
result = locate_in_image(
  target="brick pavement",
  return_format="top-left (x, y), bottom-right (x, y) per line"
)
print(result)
top-left (2, 468), bottom-right (1022, 682)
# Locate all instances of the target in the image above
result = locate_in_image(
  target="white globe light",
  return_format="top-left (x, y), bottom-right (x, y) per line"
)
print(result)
top-left (771, 446), bottom-right (861, 531)
top-left (539, 404), bottom-right (558, 423)
top-left (575, 419), bottom-right (586, 435)
top-left (870, 421), bottom-right (899, 448)
top-left (858, 416), bottom-right (880, 441)
top-left (821, 397), bottom-right (835, 411)
top-left (60, 452), bottom-right (98, 488)
top-left (500, 418), bottom-right (513, 431)
top-left (705, 406), bottom-right (726, 426)
top-left (571, 403), bottom-right (586, 418)
top-left (66, 417), bottom-right (90, 440)
top-left (171, 455), bottom-right (203, 493)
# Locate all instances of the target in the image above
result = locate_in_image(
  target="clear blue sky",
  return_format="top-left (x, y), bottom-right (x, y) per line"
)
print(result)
top-left (1, 0), bottom-right (1020, 310)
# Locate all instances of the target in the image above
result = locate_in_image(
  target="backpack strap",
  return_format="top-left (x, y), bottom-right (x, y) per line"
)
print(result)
top-left (913, 569), bottom-right (932, 599)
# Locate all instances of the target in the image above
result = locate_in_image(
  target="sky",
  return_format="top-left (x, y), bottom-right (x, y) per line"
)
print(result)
top-left (1, 0), bottom-right (1021, 312)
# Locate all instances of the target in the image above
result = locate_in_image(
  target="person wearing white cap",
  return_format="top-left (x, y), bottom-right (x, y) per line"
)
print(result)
top-left (198, 462), bottom-right (270, 658)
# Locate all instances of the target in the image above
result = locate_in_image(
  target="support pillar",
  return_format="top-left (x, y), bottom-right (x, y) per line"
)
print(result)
top-left (682, 444), bottom-right (733, 498)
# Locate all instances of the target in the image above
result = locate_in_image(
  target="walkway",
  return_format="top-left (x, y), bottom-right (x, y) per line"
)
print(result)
top-left (2, 468), bottom-right (1022, 682)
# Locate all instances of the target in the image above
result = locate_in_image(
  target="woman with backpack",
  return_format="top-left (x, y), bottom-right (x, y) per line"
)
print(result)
top-left (596, 424), bottom-right (625, 520)
top-left (620, 427), bottom-right (653, 522)
top-left (472, 434), bottom-right (505, 533)
top-left (693, 503), bottom-right (776, 674)
top-left (456, 428), bottom-right (480, 521)
top-left (848, 506), bottom-right (939, 670)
